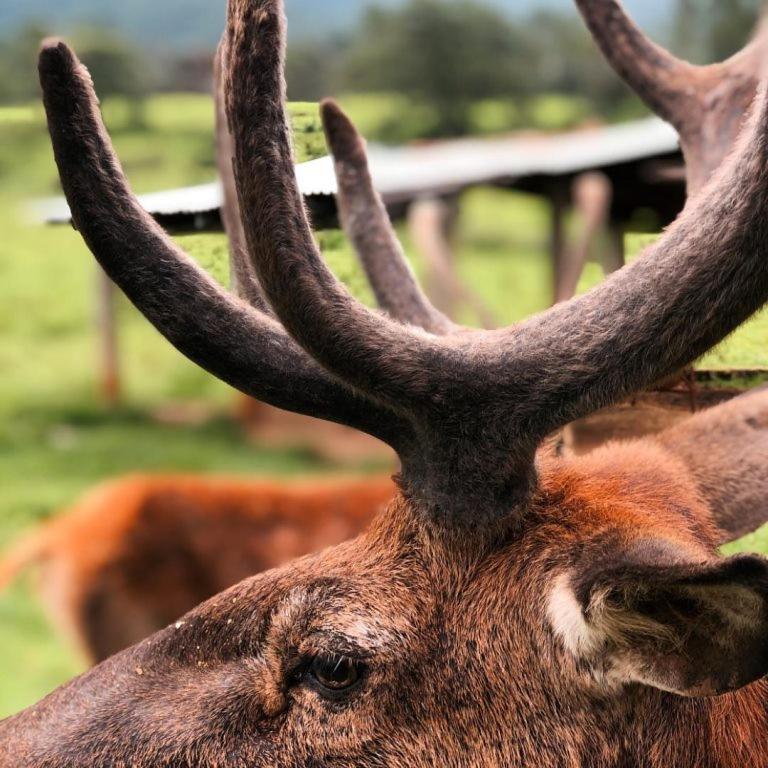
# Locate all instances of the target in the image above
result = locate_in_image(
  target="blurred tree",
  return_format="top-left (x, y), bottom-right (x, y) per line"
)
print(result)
top-left (525, 11), bottom-right (635, 116)
top-left (673, 0), bottom-right (761, 63)
top-left (72, 27), bottom-right (150, 128)
top-left (671, 0), bottom-right (707, 62)
top-left (0, 23), bottom-right (148, 119)
top-left (286, 39), bottom-right (346, 102)
top-left (0, 22), bottom-right (51, 103)
top-left (343, 0), bottom-right (535, 137)
top-left (706, 0), bottom-right (761, 60)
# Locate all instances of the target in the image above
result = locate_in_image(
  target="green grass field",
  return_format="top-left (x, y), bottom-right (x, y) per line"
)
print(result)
top-left (2, 93), bottom-right (768, 718)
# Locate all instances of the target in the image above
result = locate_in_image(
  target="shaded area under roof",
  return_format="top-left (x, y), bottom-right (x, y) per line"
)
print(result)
top-left (32, 117), bottom-right (681, 228)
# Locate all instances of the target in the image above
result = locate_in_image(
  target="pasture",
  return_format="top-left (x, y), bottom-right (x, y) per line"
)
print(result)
top-left (1, 93), bottom-right (768, 718)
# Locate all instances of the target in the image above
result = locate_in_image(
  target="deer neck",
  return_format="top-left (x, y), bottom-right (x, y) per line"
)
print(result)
top-left (614, 682), bottom-right (768, 768)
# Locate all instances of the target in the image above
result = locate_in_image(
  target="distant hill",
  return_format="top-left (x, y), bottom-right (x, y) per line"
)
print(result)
top-left (0, 0), bottom-right (672, 49)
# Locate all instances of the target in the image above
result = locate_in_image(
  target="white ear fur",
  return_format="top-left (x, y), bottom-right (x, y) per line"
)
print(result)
top-left (548, 558), bottom-right (768, 698)
top-left (547, 573), bottom-right (602, 658)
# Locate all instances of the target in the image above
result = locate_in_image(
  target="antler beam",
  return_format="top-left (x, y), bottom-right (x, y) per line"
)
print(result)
top-left (39, 39), bottom-right (408, 451)
top-left (321, 101), bottom-right (456, 335)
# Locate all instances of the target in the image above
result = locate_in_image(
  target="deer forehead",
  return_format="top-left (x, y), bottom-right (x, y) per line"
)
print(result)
top-left (269, 584), bottom-right (407, 652)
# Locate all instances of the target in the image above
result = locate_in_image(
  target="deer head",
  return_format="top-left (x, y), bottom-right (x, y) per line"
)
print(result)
top-left (576, 0), bottom-right (765, 195)
top-left (7, 1), bottom-right (768, 764)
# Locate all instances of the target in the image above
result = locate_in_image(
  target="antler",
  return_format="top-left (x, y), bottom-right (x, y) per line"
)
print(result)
top-left (214, 45), bottom-right (274, 314)
top-left (41, 0), bottom-right (768, 526)
top-left (221, 6), bottom-right (457, 413)
top-left (576, 0), bottom-right (763, 194)
top-left (38, 38), bottom-right (408, 453)
top-left (320, 101), bottom-right (456, 334)
top-left (216, 50), bottom-right (454, 334)
top-left (223, 0), bottom-right (768, 517)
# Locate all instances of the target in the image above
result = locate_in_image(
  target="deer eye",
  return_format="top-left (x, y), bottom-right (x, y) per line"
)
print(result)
top-left (308, 653), bottom-right (364, 696)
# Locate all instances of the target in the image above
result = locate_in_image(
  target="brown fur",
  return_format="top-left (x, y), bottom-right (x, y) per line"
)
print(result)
top-left (8, 1), bottom-right (768, 764)
top-left (1, 475), bottom-right (395, 662)
top-left (658, 385), bottom-right (768, 541)
top-left (4, 439), bottom-right (768, 767)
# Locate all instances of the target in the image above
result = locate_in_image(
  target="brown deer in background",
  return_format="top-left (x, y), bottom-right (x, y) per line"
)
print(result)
top-left (0, 474), bottom-right (395, 663)
top-left (7, 1), bottom-right (768, 765)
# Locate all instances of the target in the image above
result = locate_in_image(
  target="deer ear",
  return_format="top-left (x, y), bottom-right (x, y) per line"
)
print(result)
top-left (657, 387), bottom-right (768, 543)
top-left (552, 542), bottom-right (768, 697)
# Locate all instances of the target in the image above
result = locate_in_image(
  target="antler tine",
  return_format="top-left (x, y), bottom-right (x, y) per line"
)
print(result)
top-left (214, 43), bottom-right (274, 313)
top-left (217, 53), bottom-right (447, 331)
top-left (38, 38), bottom-right (409, 451)
top-left (578, 1), bottom-right (768, 194)
top-left (504, 75), bottom-right (768, 446)
top-left (574, 0), bottom-right (700, 126)
top-left (320, 100), bottom-right (456, 335)
top-left (221, 0), bottom-right (768, 524)
top-left (223, 0), bottom-right (460, 411)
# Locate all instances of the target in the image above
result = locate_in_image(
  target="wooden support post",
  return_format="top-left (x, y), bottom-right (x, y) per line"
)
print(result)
top-left (96, 266), bottom-right (120, 407)
top-left (408, 195), bottom-right (496, 328)
top-left (554, 173), bottom-right (616, 304)
top-left (549, 183), bottom-right (569, 305)
top-left (603, 222), bottom-right (626, 276)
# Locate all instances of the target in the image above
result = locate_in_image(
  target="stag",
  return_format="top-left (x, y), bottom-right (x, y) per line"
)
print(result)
top-left (576, 0), bottom-right (763, 195)
top-left (6, 0), bottom-right (768, 764)
top-left (0, 45), bottom-right (606, 669)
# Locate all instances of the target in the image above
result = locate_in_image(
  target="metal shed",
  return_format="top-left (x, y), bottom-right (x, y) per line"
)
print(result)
top-left (33, 116), bottom-right (684, 232)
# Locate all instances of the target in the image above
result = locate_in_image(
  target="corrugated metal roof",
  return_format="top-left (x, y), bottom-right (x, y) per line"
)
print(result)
top-left (32, 117), bottom-right (680, 224)
top-left (31, 181), bottom-right (224, 225)
top-left (32, 165), bottom-right (336, 224)
top-left (361, 117), bottom-right (679, 202)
